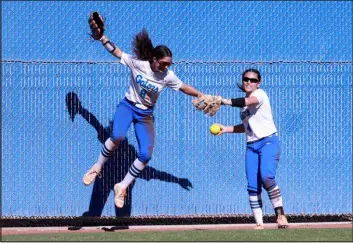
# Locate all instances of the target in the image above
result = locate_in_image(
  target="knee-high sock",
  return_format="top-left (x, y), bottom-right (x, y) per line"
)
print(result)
top-left (267, 185), bottom-right (286, 216)
top-left (94, 138), bottom-right (116, 169)
top-left (249, 194), bottom-right (263, 225)
top-left (267, 185), bottom-right (283, 209)
top-left (119, 158), bottom-right (146, 189)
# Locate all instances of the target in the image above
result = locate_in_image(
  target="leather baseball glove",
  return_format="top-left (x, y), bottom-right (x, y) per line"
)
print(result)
top-left (192, 95), bottom-right (222, 116)
top-left (88, 12), bottom-right (105, 40)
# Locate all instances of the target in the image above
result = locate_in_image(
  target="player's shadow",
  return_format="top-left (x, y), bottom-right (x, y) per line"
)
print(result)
top-left (65, 92), bottom-right (193, 229)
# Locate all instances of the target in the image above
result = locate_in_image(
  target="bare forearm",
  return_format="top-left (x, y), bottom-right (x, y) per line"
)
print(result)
top-left (180, 84), bottom-right (203, 97)
top-left (222, 124), bottom-right (245, 134)
top-left (100, 35), bottom-right (123, 58)
top-left (221, 97), bottom-right (259, 107)
top-left (221, 98), bottom-right (232, 105)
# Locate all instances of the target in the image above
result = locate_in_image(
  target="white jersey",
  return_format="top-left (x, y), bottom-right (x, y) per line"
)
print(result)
top-left (120, 52), bottom-right (183, 109)
top-left (240, 88), bottom-right (277, 143)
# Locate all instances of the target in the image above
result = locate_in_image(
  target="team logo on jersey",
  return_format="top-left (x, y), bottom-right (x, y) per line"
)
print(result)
top-left (240, 109), bottom-right (251, 120)
top-left (136, 75), bottom-right (159, 92)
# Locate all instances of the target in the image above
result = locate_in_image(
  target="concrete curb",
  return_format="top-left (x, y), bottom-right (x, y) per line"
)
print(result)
top-left (2, 221), bottom-right (352, 235)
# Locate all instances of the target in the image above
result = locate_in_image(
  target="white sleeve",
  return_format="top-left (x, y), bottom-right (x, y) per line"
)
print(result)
top-left (251, 89), bottom-right (265, 105)
top-left (166, 71), bottom-right (183, 91)
top-left (120, 52), bottom-right (134, 68)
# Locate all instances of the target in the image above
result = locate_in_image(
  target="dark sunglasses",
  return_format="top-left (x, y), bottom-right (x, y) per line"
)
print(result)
top-left (242, 77), bottom-right (259, 83)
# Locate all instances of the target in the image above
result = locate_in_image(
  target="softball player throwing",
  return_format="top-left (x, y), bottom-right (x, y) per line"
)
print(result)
top-left (84, 14), bottom-right (205, 208)
top-left (215, 69), bottom-right (289, 229)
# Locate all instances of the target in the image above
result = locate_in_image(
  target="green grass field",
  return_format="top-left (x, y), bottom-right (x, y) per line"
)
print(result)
top-left (2, 228), bottom-right (352, 242)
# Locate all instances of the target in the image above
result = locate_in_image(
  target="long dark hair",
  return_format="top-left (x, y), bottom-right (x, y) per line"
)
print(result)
top-left (132, 28), bottom-right (172, 62)
top-left (237, 68), bottom-right (262, 92)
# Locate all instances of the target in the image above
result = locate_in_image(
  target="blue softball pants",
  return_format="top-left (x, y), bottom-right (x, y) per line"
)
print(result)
top-left (110, 98), bottom-right (155, 164)
top-left (245, 134), bottom-right (280, 196)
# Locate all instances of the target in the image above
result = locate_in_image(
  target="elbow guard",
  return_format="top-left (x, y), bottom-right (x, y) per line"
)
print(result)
top-left (231, 98), bottom-right (246, 108)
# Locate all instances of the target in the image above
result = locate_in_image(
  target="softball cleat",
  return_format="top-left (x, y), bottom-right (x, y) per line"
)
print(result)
top-left (277, 215), bottom-right (289, 229)
top-left (83, 164), bottom-right (102, 186)
top-left (114, 183), bottom-right (127, 208)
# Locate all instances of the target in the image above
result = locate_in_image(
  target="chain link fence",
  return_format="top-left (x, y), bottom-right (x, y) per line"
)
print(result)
top-left (2, 60), bottom-right (352, 218)
top-left (1, 1), bottom-right (352, 220)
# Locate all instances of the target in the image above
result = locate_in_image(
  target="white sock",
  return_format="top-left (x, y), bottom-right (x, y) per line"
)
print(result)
top-left (119, 158), bottom-right (146, 189)
top-left (267, 185), bottom-right (283, 208)
top-left (94, 139), bottom-right (116, 169)
top-left (249, 195), bottom-right (263, 225)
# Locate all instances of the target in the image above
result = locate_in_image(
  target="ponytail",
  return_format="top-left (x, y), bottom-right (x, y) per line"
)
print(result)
top-left (132, 28), bottom-right (173, 62)
top-left (132, 28), bottom-right (154, 61)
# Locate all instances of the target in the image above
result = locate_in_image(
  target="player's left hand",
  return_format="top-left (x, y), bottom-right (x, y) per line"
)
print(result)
top-left (88, 11), bottom-right (105, 40)
top-left (192, 94), bottom-right (222, 116)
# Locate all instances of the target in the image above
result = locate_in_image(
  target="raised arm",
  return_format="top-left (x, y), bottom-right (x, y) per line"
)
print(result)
top-left (99, 35), bottom-right (123, 59)
top-left (88, 12), bottom-right (123, 59)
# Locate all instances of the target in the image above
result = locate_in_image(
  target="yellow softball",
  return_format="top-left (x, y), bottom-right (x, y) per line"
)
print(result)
top-left (209, 124), bottom-right (221, 135)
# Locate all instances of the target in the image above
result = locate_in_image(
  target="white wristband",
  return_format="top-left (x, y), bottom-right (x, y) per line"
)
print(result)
top-left (101, 36), bottom-right (116, 53)
top-left (99, 35), bottom-right (108, 42)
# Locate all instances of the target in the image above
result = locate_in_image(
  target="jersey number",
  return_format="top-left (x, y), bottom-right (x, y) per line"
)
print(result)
top-left (140, 89), bottom-right (147, 99)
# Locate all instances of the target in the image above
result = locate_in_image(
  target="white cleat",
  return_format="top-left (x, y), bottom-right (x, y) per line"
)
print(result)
top-left (114, 183), bottom-right (127, 208)
top-left (83, 164), bottom-right (102, 186)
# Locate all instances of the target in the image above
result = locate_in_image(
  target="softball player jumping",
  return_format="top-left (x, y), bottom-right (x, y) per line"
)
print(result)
top-left (84, 17), bottom-right (205, 208)
top-left (215, 69), bottom-right (289, 229)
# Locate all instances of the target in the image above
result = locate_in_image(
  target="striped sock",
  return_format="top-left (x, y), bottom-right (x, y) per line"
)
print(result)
top-left (249, 195), bottom-right (263, 225)
top-left (267, 185), bottom-right (283, 209)
top-left (120, 159), bottom-right (146, 189)
top-left (94, 139), bottom-right (116, 169)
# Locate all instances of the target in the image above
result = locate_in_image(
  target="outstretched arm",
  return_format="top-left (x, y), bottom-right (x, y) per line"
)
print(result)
top-left (221, 96), bottom-right (259, 107)
top-left (99, 35), bottom-right (123, 59)
top-left (88, 12), bottom-right (123, 59)
top-left (179, 83), bottom-right (203, 97)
